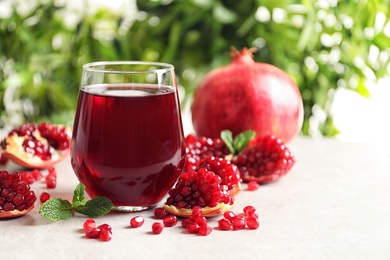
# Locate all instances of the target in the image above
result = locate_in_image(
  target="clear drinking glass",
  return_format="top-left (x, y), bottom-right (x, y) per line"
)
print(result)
top-left (71, 61), bottom-right (185, 212)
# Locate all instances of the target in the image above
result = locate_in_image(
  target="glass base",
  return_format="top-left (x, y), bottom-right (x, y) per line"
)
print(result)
top-left (111, 205), bottom-right (152, 212)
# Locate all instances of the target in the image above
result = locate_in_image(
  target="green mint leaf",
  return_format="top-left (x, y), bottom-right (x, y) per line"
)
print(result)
top-left (220, 130), bottom-right (235, 155)
top-left (233, 130), bottom-right (256, 154)
top-left (72, 182), bottom-right (86, 208)
top-left (39, 198), bottom-right (73, 221)
top-left (74, 196), bottom-right (113, 218)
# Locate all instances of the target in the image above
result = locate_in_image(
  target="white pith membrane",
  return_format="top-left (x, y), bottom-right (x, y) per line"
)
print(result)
top-left (163, 202), bottom-right (235, 218)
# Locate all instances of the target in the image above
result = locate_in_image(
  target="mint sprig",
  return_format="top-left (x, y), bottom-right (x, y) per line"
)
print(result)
top-left (221, 129), bottom-right (256, 155)
top-left (39, 183), bottom-right (113, 221)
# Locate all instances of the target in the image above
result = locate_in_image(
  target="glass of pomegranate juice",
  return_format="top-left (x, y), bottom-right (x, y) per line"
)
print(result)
top-left (71, 61), bottom-right (185, 212)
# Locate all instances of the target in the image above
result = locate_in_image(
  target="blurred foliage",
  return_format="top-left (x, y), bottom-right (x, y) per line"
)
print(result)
top-left (0, 0), bottom-right (389, 137)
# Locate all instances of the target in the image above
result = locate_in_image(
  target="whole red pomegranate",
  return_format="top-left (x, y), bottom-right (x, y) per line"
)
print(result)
top-left (191, 47), bottom-right (304, 143)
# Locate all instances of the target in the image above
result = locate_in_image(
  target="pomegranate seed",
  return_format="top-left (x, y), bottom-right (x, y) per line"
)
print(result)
top-left (12, 194), bottom-right (24, 206)
top-left (186, 223), bottom-right (200, 234)
top-left (3, 202), bottom-right (15, 211)
top-left (99, 224), bottom-right (112, 241)
top-left (47, 167), bottom-right (57, 177)
top-left (22, 172), bottom-right (35, 184)
top-left (130, 216), bottom-right (145, 228)
top-left (232, 219), bottom-right (246, 230)
top-left (181, 217), bottom-right (195, 229)
top-left (45, 175), bottom-right (56, 189)
top-left (198, 224), bottom-right (212, 236)
top-left (194, 216), bottom-right (207, 226)
top-left (218, 218), bottom-right (231, 230)
top-left (163, 215), bottom-right (178, 227)
top-left (153, 207), bottom-right (168, 219)
top-left (86, 228), bottom-right (101, 238)
top-left (151, 222), bottom-right (164, 234)
top-left (247, 181), bottom-right (259, 191)
top-left (83, 219), bottom-right (96, 232)
top-left (246, 217), bottom-right (260, 229)
top-left (243, 205), bottom-right (257, 217)
top-left (40, 192), bottom-right (50, 203)
top-left (191, 206), bottom-right (203, 219)
top-left (32, 169), bottom-right (42, 181)
top-left (223, 211), bottom-right (236, 222)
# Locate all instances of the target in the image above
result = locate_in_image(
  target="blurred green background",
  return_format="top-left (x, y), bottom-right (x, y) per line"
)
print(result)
top-left (1, 0), bottom-right (389, 137)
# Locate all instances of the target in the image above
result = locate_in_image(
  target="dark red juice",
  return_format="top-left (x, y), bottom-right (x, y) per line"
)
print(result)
top-left (71, 84), bottom-right (185, 207)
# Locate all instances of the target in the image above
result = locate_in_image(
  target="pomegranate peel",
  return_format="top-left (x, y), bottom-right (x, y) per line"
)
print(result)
top-left (0, 205), bottom-right (34, 219)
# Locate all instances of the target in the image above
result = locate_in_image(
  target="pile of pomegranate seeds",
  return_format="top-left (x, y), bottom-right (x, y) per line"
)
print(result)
top-left (217, 206), bottom-right (260, 231)
top-left (83, 219), bottom-right (112, 242)
top-left (180, 206), bottom-right (213, 236)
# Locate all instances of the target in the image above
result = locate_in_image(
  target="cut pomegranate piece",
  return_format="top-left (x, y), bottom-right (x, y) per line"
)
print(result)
top-left (0, 170), bottom-right (36, 218)
top-left (163, 167), bottom-right (235, 218)
top-left (233, 135), bottom-right (295, 184)
top-left (0, 122), bottom-right (72, 169)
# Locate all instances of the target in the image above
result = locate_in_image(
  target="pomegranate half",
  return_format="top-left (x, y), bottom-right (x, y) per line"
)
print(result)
top-left (191, 47), bottom-right (304, 143)
top-left (0, 122), bottom-right (71, 169)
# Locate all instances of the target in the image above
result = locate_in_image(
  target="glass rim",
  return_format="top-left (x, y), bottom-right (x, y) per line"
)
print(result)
top-left (82, 61), bottom-right (174, 74)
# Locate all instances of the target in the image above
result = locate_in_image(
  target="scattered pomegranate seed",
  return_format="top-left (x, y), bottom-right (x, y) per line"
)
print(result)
top-left (83, 219), bottom-right (96, 233)
top-left (246, 217), bottom-right (260, 229)
top-left (40, 192), bottom-right (50, 203)
top-left (218, 219), bottom-right (231, 230)
top-left (31, 169), bottom-right (42, 181)
top-left (181, 217), bottom-right (195, 229)
top-left (47, 167), bottom-right (57, 177)
top-left (232, 219), bottom-right (246, 230)
top-left (130, 216), bottom-right (145, 228)
top-left (45, 174), bottom-right (56, 189)
top-left (247, 180), bottom-right (259, 191)
top-left (199, 224), bottom-right (212, 236)
top-left (194, 216), bottom-right (207, 226)
top-left (153, 207), bottom-right (168, 219)
top-left (85, 228), bottom-right (101, 238)
top-left (163, 215), bottom-right (178, 227)
top-left (98, 224), bottom-right (113, 242)
top-left (186, 223), bottom-right (200, 234)
top-left (22, 171), bottom-right (35, 184)
top-left (223, 211), bottom-right (236, 222)
top-left (151, 222), bottom-right (164, 234)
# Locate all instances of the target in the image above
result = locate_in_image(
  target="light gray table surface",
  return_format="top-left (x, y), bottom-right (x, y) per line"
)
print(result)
top-left (1, 132), bottom-right (389, 260)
